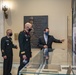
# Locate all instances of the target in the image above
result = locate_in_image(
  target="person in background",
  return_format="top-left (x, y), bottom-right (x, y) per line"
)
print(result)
top-left (38, 28), bottom-right (64, 64)
top-left (1, 29), bottom-right (17, 75)
top-left (17, 22), bottom-right (32, 75)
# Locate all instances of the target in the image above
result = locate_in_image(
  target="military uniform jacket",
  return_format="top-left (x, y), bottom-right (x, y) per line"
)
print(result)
top-left (18, 31), bottom-right (31, 58)
top-left (1, 36), bottom-right (16, 57)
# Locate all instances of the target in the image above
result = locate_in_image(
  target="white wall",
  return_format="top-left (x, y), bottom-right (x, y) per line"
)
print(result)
top-left (0, 0), bottom-right (4, 62)
top-left (1, 0), bottom-right (71, 62)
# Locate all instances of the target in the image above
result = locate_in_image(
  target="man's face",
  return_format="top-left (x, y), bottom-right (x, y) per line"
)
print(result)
top-left (44, 29), bottom-right (49, 33)
top-left (44, 28), bottom-right (49, 35)
top-left (7, 29), bottom-right (13, 37)
top-left (24, 22), bottom-right (33, 32)
top-left (29, 24), bottom-right (33, 29)
top-left (45, 29), bottom-right (49, 32)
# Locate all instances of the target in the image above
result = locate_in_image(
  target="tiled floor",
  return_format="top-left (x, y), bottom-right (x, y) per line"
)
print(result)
top-left (0, 63), bottom-right (19, 75)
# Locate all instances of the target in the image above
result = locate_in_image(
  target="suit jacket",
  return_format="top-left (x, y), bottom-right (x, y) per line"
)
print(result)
top-left (38, 35), bottom-right (62, 51)
top-left (18, 31), bottom-right (31, 58)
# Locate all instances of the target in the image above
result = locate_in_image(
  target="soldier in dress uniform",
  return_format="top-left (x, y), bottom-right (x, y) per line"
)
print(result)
top-left (1, 29), bottom-right (17, 75)
top-left (17, 22), bottom-right (32, 75)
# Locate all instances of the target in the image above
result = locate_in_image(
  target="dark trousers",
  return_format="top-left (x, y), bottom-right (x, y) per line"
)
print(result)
top-left (3, 55), bottom-right (13, 75)
top-left (17, 57), bottom-right (30, 75)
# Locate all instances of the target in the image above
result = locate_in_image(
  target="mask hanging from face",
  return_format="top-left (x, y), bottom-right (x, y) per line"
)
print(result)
top-left (45, 32), bottom-right (49, 36)
top-left (28, 28), bottom-right (32, 32)
top-left (9, 33), bottom-right (13, 36)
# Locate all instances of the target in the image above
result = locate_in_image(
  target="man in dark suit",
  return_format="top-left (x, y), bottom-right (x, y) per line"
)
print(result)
top-left (17, 22), bottom-right (32, 75)
top-left (38, 28), bottom-right (64, 64)
top-left (1, 29), bottom-right (17, 75)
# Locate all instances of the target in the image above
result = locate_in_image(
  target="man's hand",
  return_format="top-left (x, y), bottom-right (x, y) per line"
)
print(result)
top-left (61, 39), bottom-right (65, 42)
top-left (3, 55), bottom-right (7, 59)
top-left (23, 55), bottom-right (27, 59)
top-left (46, 56), bottom-right (49, 59)
top-left (15, 45), bottom-right (18, 49)
top-left (43, 45), bottom-right (48, 48)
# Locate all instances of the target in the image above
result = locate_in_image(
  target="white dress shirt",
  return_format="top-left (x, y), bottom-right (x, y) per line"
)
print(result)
top-left (44, 34), bottom-right (48, 44)
top-left (43, 34), bottom-right (48, 56)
